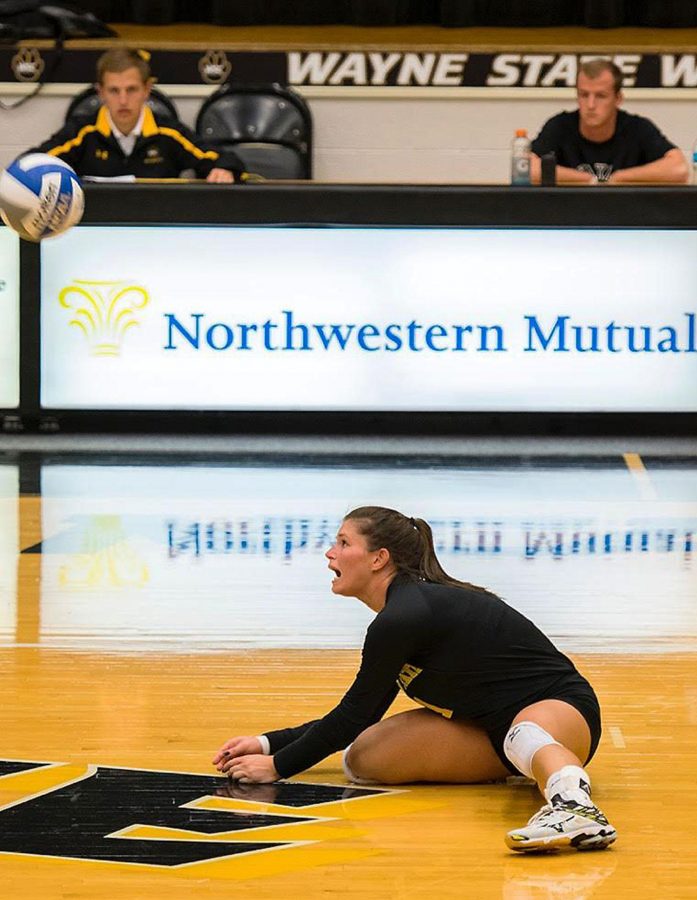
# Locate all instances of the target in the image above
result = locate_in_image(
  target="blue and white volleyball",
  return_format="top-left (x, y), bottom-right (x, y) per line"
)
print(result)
top-left (0, 153), bottom-right (84, 242)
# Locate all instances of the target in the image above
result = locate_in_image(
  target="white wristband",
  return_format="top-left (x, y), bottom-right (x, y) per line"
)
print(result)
top-left (256, 734), bottom-right (271, 755)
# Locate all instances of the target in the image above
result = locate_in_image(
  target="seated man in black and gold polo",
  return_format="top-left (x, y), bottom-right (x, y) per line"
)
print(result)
top-left (30, 48), bottom-right (245, 183)
top-left (530, 58), bottom-right (688, 185)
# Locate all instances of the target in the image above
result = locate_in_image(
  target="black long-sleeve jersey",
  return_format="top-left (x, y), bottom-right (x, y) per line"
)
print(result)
top-left (267, 574), bottom-right (594, 778)
top-left (30, 105), bottom-right (245, 181)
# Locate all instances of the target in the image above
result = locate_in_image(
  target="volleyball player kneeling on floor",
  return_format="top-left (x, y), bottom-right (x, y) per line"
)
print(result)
top-left (213, 506), bottom-right (616, 853)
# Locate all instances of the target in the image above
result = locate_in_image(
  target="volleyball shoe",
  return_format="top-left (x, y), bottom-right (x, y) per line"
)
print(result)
top-left (505, 798), bottom-right (617, 852)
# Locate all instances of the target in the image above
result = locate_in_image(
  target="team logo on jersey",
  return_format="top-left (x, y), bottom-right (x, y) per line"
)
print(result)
top-left (0, 759), bottom-right (392, 869)
top-left (198, 50), bottom-right (232, 85)
top-left (58, 279), bottom-right (149, 356)
top-left (145, 146), bottom-right (164, 164)
top-left (578, 162), bottom-right (614, 182)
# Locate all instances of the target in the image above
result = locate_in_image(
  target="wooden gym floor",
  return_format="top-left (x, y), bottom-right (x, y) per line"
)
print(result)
top-left (1, 445), bottom-right (696, 898)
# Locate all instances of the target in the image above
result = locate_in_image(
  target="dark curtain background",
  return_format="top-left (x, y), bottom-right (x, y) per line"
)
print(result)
top-left (77, 1), bottom-right (697, 27)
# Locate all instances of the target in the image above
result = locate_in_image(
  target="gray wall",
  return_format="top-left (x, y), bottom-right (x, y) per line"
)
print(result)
top-left (0, 85), bottom-right (693, 182)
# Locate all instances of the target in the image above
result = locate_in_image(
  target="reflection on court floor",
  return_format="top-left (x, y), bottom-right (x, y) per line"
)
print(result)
top-left (5, 456), bottom-right (695, 652)
top-left (1, 451), bottom-right (697, 899)
top-left (0, 465), bottom-right (18, 644)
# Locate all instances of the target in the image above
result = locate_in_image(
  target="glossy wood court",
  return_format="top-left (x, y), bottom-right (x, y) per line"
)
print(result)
top-left (1, 447), bottom-right (695, 898)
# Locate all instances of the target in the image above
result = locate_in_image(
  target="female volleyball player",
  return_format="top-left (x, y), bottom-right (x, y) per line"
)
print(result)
top-left (213, 506), bottom-right (616, 853)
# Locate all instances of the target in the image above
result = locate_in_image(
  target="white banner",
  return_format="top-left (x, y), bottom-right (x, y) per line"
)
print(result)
top-left (37, 462), bottom-right (697, 652)
top-left (40, 226), bottom-right (697, 412)
top-left (0, 228), bottom-right (19, 409)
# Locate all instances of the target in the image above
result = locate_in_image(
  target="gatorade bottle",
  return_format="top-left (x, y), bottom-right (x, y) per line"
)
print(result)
top-left (511, 129), bottom-right (532, 186)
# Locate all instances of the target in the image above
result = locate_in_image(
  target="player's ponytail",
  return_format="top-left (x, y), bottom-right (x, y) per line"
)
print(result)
top-left (345, 506), bottom-right (489, 593)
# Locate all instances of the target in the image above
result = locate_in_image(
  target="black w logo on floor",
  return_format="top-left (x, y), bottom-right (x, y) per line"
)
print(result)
top-left (0, 759), bottom-right (385, 867)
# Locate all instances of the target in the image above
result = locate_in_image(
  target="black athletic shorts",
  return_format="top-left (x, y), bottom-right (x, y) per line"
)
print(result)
top-left (487, 682), bottom-right (602, 776)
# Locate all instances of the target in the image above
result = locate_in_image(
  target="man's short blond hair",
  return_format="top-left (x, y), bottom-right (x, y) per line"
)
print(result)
top-left (578, 58), bottom-right (623, 94)
top-left (96, 48), bottom-right (151, 85)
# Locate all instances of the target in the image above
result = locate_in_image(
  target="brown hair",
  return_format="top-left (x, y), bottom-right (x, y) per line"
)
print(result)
top-left (345, 506), bottom-right (489, 593)
top-left (578, 58), bottom-right (623, 94)
top-left (96, 48), bottom-right (151, 85)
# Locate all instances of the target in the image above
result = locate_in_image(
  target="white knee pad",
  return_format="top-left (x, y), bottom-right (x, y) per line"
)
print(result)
top-left (342, 745), bottom-right (378, 785)
top-left (503, 721), bottom-right (560, 777)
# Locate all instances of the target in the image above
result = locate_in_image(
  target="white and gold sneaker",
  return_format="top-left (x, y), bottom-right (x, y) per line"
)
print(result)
top-left (505, 798), bottom-right (617, 853)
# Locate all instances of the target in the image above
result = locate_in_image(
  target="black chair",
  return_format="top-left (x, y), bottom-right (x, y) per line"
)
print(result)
top-left (195, 83), bottom-right (312, 180)
top-left (64, 85), bottom-right (179, 124)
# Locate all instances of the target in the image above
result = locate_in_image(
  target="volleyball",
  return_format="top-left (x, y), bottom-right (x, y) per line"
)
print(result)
top-left (0, 153), bottom-right (84, 242)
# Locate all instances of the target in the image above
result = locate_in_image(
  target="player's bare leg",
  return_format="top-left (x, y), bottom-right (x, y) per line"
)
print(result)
top-left (504, 700), bottom-right (616, 852)
top-left (343, 708), bottom-right (510, 784)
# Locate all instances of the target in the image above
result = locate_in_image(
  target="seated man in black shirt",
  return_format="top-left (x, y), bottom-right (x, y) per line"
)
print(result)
top-left (30, 48), bottom-right (245, 183)
top-left (531, 58), bottom-right (688, 185)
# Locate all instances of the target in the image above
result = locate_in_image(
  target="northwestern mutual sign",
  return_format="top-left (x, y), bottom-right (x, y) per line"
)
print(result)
top-left (40, 226), bottom-right (697, 412)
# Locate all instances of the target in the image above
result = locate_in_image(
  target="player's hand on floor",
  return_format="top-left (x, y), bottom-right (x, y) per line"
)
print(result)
top-left (225, 753), bottom-right (279, 783)
top-left (212, 735), bottom-right (262, 769)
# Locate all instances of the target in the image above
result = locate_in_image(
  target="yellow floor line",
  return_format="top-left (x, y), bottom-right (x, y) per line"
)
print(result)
top-left (609, 726), bottom-right (626, 749)
top-left (623, 452), bottom-right (658, 500)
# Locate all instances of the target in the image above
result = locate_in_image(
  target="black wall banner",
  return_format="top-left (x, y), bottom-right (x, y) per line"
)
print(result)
top-left (2, 48), bottom-right (697, 88)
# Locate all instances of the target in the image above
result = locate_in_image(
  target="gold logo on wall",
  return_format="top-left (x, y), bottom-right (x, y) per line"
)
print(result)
top-left (58, 279), bottom-right (149, 356)
top-left (11, 48), bottom-right (45, 82)
top-left (198, 49), bottom-right (232, 85)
